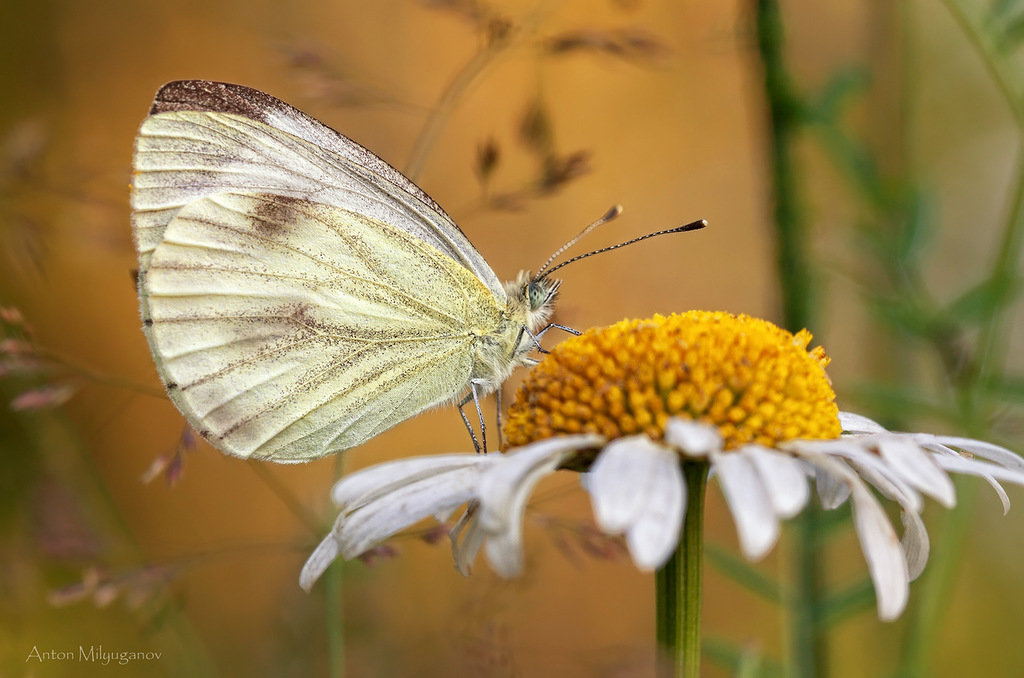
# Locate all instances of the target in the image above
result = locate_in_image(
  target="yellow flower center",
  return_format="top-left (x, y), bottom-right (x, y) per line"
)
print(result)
top-left (503, 311), bottom-right (841, 451)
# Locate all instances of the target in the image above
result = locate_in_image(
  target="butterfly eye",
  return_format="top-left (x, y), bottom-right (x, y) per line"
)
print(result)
top-left (527, 281), bottom-right (551, 311)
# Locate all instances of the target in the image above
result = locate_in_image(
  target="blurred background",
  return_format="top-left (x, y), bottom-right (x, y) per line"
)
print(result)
top-left (3, 0), bottom-right (1024, 676)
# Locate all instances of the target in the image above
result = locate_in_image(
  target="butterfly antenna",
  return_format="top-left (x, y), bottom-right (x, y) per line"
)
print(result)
top-left (535, 218), bottom-right (708, 282)
top-left (533, 205), bottom-right (623, 279)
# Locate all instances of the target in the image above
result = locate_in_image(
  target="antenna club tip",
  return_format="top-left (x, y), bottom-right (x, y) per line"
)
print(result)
top-left (598, 205), bottom-right (623, 223)
top-left (594, 205), bottom-right (622, 226)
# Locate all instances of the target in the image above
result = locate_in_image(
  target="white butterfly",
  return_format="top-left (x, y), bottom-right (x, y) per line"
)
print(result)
top-left (132, 80), bottom-right (704, 463)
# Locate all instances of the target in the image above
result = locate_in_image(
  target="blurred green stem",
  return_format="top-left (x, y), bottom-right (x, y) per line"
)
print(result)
top-left (940, 0), bottom-right (1024, 132)
top-left (403, 5), bottom-right (559, 182)
top-left (899, 123), bottom-right (1024, 678)
top-left (325, 562), bottom-right (345, 678)
top-left (656, 461), bottom-right (708, 678)
top-left (898, 480), bottom-right (977, 678)
top-left (754, 1), bottom-right (825, 676)
top-left (326, 451), bottom-right (347, 678)
top-left (247, 462), bottom-right (322, 533)
top-left (938, 0), bottom-right (1024, 400)
top-left (897, 2), bottom-right (1024, 672)
top-left (404, 34), bottom-right (506, 180)
top-left (754, 0), bottom-right (813, 333)
top-left (34, 346), bottom-right (166, 398)
top-left (971, 137), bottom-right (1024, 402)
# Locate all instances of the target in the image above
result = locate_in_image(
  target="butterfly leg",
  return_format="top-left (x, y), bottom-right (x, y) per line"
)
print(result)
top-left (470, 379), bottom-right (487, 452)
top-left (519, 326), bottom-right (547, 354)
top-left (457, 380), bottom-right (488, 453)
top-left (535, 322), bottom-right (582, 339)
top-left (518, 322), bottom-right (582, 357)
top-left (457, 399), bottom-right (482, 453)
top-left (495, 386), bottom-right (503, 451)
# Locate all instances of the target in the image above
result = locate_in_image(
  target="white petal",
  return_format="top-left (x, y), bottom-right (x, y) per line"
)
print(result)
top-left (811, 461), bottom-right (851, 509)
top-left (900, 509), bottom-right (929, 581)
top-left (588, 436), bottom-right (685, 570)
top-left (788, 440), bottom-right (853, 508)
top-left (917, 434), bottom-right (1024, 472)
top-left (930, 442), bottom-right (1013, 513)
top-left (331, 454), bottom-right (494, 507)
top-left (433, 504), bottom-right (461, 524)
top-left (299, 517), bottom-right (344, 591)
top-left (877, 437), bottom-right (956, 507)
top-left (588, 436), bottom-right (665, 531)
top-left (449, 504), bottom-right (484, 576)
top-left (484, 532), bottom-right (522, 577)
top-left (986, 478), bottom-right (1013, 514)
top-left (476, 435), bottom-right (599, 533)
top-left (743, 446), bottom-right (810, 518)
top-left (665, 418), bottom-right (722, 457)
top-left (477, 436), bottom-right (601, 577)
top-left (337, 465), bottom-right (482, 558)
top-left (714, 450), bottom-right (780, 559)
top-left (850, 482), bottom-right (909, 621)
top-left (819, 441), bottom-right (923, 512)
top-left (805, 453), bottom-right (909, 620)
top-left (838, 411), bottom-right (887, 433)
top-left (930, 453), bottom-right (1024, 514)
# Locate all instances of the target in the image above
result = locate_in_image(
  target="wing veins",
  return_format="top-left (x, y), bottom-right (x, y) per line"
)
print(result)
top-left (143, 118), bottom-right (339, 193)
top-left (156, 211), bottom-right (468, 324)
top-left (251, 339), bottom-right (472, 455)
top-left (167, 114), bottom-right (473, 263)
top-left (163, 319), bottom-right (469, 362)
top-left (211, 334), bottom-right (462, 437)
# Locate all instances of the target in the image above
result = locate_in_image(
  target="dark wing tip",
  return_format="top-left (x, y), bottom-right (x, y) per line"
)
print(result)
top-left (149, 80), bottom-right (282, 121)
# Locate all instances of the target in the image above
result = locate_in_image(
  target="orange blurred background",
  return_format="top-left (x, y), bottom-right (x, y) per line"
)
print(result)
top-left (2, 1), bottom-right (1024, 676)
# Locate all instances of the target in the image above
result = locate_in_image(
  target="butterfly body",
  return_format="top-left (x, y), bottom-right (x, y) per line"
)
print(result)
top-left (132, 81), bottom-right (557, 462)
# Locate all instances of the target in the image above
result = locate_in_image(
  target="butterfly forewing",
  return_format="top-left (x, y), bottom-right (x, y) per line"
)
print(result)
top-left (132, 87), bottom-right (503, 299)
top-left (142, 192), bottom-right (502, 461)
top-left (147, 80), bottom-right (447, 216)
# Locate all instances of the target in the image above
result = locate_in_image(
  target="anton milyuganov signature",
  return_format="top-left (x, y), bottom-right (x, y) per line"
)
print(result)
top-left (26, 644), bottom-right (163, 666)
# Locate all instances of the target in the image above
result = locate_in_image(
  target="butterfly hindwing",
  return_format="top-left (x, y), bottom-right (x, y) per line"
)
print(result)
top-left (142, 192), bottom-right (501, 461)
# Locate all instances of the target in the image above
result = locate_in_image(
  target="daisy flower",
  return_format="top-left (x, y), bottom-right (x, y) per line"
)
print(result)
top-left (300, 311), bottom-right (1024, 625)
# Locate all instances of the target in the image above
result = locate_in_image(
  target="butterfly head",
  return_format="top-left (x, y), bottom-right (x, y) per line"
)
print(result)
top-left (506, 271), bottom-right (560, 333)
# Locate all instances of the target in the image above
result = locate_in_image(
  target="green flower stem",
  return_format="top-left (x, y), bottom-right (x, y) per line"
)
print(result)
top-left (656, 461), bottom-right (709, 678)
top-left (753, 1), bottom-right (825, 675)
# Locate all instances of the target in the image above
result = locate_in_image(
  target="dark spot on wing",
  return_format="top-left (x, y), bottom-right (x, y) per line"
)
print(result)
top-left (143, 318), bottom-right (153, 327)
top-left (250, 194), bottom-right (303, 238)
top-left (166, 382), bottom-right (178, 390)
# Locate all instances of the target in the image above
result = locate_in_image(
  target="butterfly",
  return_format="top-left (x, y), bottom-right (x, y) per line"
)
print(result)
top-left (131, 80), bottom-right (704, 462)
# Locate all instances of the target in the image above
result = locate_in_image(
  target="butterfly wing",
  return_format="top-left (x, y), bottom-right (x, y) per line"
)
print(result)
top-left (142, 192), bottom-right (501, 461)
top-left (131, 80), bottom-right (504, 299)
